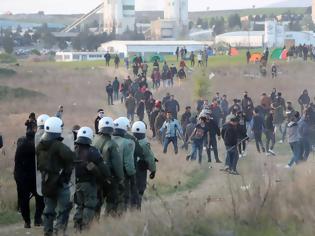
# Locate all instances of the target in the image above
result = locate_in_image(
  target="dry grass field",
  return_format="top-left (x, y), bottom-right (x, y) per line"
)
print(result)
top-left (1, 58), bottom-right (315, 236)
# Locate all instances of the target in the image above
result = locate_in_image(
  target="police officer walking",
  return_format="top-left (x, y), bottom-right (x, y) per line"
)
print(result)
top-left (73, 127), bottom-right (110, 231)
top-left (36, 117), bottom-right (75, 236)
top-left (93, 117), bottom-right (124, 217)
top-left (131, 121), bottom-right (157, 208)
top-left (112, 118), bottom-right (137, 211)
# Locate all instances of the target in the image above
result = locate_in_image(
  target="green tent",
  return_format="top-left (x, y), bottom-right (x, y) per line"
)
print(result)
top-left (131, 55), bottom-right (143, 63)
top-left (271, 48), bottom-right (283, 60)
top-left (150, 54), bottom-right (165, 63)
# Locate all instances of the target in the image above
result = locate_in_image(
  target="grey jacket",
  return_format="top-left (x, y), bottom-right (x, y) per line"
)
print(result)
top-left (287, 121), bottom-right (300, 143)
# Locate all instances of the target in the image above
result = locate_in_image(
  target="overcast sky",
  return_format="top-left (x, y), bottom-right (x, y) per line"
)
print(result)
top-left (0, 0), bottom-right (299, 14)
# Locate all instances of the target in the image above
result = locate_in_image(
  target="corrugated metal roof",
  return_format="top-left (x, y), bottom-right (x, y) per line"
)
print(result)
top-left (217, 31), bottom-right (264, 37)
top-left (101, 40), bottom-right (207, 46)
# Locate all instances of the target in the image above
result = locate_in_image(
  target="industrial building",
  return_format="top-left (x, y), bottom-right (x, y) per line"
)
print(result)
top-left (150, 0), bottom-right (189, 40)
top-left (216, 20), bottom-right (315, 48)
top-left (215, 31), bottom-right (264, 48)
top-left (313, 0), bottom-right (315, 23)
top-left (55, 52), bottom-right (105, 62)
top-left (99, 40), bottom-right (207, 57)
top-left (103, 0), bottom-right (136, 34)
top-left (164, 0), bottom-right (189, 27)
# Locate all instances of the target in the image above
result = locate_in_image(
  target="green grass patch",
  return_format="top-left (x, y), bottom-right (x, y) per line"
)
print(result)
top-left (0, 210), bottom-right (21, 225)
top-left (0, 86), bottom-right (45, 101)
top-left (0, 53), bottom-right (17, 64)
top-left (0, 68), bottom-right (17, 78)
top-left (147, 166), bottom-right (210, 197)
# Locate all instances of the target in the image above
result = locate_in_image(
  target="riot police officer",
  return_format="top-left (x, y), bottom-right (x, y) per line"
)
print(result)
top-left (131, 121), bottom-right (157, 208)
top-left (73, 127), bottom-right (110, 231)
top-left (92, 117), bottom-right (124, 217)
top-left (112, 117), bottom-right (137, 211)
top-left (36, 117), bottom-right (75, 236)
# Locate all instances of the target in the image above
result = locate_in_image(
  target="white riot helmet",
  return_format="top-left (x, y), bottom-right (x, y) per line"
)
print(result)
top-left (119, 117), bottom-right (131, 130)
top-left (132, 121), bottom-right (146, 134)
top-left (99, 117), bottom-right (114, 134)
top-left (42, 117), bottom-right (63, 141)
top-left (75, 127), bottom-right (93, 145)
top-left (37, 114), bottom-right (50, 128)
top-left (114, 117), bottom-right (129, 131)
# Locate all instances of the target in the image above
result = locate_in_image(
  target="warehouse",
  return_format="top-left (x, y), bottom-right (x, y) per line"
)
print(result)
top-left (55, 52), bottom-right (104, 62)
top-left (215, 31), bottom-right (264, 48)
top-left (98, 40), bottom-right (208, 57)
top-left (216, 20), bottom-right (315, 48)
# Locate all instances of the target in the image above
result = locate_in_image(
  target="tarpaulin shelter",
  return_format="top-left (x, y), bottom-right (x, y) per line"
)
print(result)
top-left (250, 52), bottom-right (263, 62)
top-left (271, 48), bottom-right (283, 60)
top-left (150, 54), bottom-right (165, 62)
top-left (280, 49), bottom-right (288, 60)
top-left (131, 55), bottom-right (143, 63)
top-left (230, 47), bottom-right (239, 56)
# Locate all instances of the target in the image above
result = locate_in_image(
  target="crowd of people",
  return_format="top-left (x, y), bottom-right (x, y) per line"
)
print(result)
top-left (4, 49), bottom-right (315, 236)
top-left (110, 77), bottom-right (315, 174)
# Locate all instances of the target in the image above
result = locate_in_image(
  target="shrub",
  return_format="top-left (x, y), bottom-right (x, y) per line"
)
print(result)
top-left (0, 53), bottom-right (17, 64)
top-left (31, 49), bottom-right (41, 56)
top-left (193, 70), bottom-right (211, 99)
top-left (0, 68), bottom-right (16, 78)
top-left (0, 86), bottom-right (44, 101)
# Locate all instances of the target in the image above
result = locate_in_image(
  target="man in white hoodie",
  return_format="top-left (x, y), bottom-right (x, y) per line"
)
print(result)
top-left (286, 112), bottom-right (301, 168)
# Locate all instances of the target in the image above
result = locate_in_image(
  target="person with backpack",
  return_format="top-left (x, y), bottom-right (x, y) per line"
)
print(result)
top-left (186, 114), bottom-right (208, 163)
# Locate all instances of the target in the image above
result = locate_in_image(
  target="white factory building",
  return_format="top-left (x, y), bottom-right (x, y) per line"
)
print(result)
top-left (216, 20), bottom-right (315, 48)
top-left (103, 0), bottom-right (135, 34)
top-left (99, 40), bottom-right (207, 57)
top-left (55, 52), bottom-right (105, 62)
top-left (164, 0), bottom-right (189, 27)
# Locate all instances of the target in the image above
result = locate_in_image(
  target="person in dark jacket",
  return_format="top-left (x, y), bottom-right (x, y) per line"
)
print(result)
top-left (264, 108), bottom-right (276, 156)
top-left (221, 118), bottom-right (239, 175)
top-left (114, 54), bottom-right (120, 68)
top-left (165, 95), bottom-right (180, 119)
top-left (206, 115), bottom-right (222, 163)
top-left (162, 93), bottom-right (171, 108)
top-left (155, 110), bottom-right (166, 144)
top-left (241, 91), bottom-right (254, 126)
top-left (125, 93), bottom-right (137, 122)
top-left (236, 111), bottom-right (248, 158)
top-left (106, 81), bottom-right (114, 105)
top-left (14, 129), bottom-right (44, 228)
top-left (210, 99), bottom-right (223, 127)
top-left (94, 109), bottom-right (104, 134)
top-left (136, 99), bottom-right (145, 121)
top-left (104, 52), bottom-right (111, 66)
top-left (25, 112), bottom-right (37, 132)
top-left (180, 106), bottom-right (191, 137)
top-left (298, 89), bottom-right (310, 114)
top-left (145, 95), bottom-right (156, 120)
top-left (252, 108), bottom-right (266, 153)
top-left (221, 95), bottom-right (229, 124)
top-left (298, 112), bottom-right (311, 161)
top-left (271, 63), bottom-right (277, 78)
top-left (183, 116), bottom-right (197, 150)
top-left (229, 99), bottom-right (241, 114)
top-left (149, 103), bottom-right (161, 138)
top-left (112, 77), bottom-right (120, 101)
top-left (0, 134), bottom-right (3, 149)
